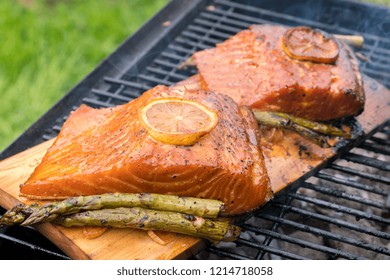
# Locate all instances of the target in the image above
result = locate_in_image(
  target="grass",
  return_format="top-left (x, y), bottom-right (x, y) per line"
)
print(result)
top-left (0, 0), bottom-right (168, 151)
top-left (367, 0), bottom-right (390, 5)
top-left (0, 0), bottom-right (389, 153)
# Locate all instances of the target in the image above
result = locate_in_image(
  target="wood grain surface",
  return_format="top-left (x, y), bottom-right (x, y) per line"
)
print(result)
top-left (0, 76), bottom-right (389, 259)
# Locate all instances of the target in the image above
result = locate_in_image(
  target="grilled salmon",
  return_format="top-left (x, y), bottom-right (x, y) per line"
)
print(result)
top-left (192, 24), bottom-right (365, 121)
top-left (19, 86), bottom-right (272, 215)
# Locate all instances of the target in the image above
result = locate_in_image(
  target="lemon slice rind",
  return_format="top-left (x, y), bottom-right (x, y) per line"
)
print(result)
top-left (138, 97), bottom-right (218, 146)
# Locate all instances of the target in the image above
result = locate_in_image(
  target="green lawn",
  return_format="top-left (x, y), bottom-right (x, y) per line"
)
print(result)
top-left (0, 0), bottom-right (389, 153)
top-left (0, 0), bottom-right (168, 152)
top-left (369, 0), bottom-right (390, 5)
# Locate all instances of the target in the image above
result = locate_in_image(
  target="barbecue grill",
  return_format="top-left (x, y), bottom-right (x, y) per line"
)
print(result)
top-left (1, 0), bottom-right (389, 260)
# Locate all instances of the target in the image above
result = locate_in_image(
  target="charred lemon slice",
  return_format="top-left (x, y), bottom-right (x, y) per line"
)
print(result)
top-left (282, 26), bottom-right (339, 64)
top-left (138, 97), bottom-right (218, 146)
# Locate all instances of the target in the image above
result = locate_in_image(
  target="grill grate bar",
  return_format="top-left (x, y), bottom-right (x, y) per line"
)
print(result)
top-left (0, 233), bottom-right (70, 260)
top-left (271, 202), bottom-right (390, 239)
top-left (361, 69), bottom-right (390, 85)
top-left (204, 5), bottom-right (275, 28)
top-left (137, 74), bottom-right (174, 87)
top-left (194, 16), bottom-right (242, 34)
top-left (174, 36), bottom-right (212, 53)
top-left (359, 141), bottom-right (390, 156)
top-left (82, 97), bottom-right (114, 108)
top-left (245, 194), bottom-right (296, 260)
top-left (381, 127), bottom-right (390, 135)
top-left (344, 153), bottom-right (390, 171)
top-left (329, 163), bottom-right (390, 184)
top-left (103, 77), bottom-right (147, 94)
top-left (288, 191), bottom-right (389, 225)
top-left (160, 49), bottom-right (194, 63)
top-left (181, 30), bottom-right (221, 46)
top-left (198, 10), bottom-right (249, 29)
top-left (303, 182), bottom-right (385, 209)
top-left (166, 44), bottom-right (195, 56)
top-left (242, 224), bottom-right (362, 260)
top-left (234, 238), bottom-right (308, 260)
top-left (372, 48), bottom-right (390, 59)
top-left (369, 136), bottom-right (390, 146)
top-left (365, 56), bottom-right (390, 72)
top-left (259, 213), bottom-right (389, 256)
top-left (42, 135), bottom-right (53, 141)
top-left (187, 24), bottom-right (233, 41)
top-left (315, 171), bottom-right (388, 196)
top-left (91, 88), bottom-right (132, 103)
top-left (145, 66), bottom-right (189, 81)
top-left (204, 246), bottom-right (251, 260)
top-left (154, 58), bottom-right (185, 69)
top-left (52, 125), bottom-right (62, 133)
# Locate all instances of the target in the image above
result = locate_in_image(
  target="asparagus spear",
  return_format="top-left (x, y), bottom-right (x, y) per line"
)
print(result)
top-left (0, 204), bottom-right (38, 226)
top-left (54, 207), bottom-right (241, 242)
top-left (0, 193), bottom-right (224, 226)
top-left (263, 111), bottom-right (351, 138)
top-left (253, 110), bottom-right (351, 147)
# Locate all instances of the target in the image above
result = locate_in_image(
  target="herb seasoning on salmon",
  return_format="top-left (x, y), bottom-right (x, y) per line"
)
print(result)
top-left (192, 25), bottom-right (365, 121)
top-left (19, 86), bottom-right (272, 215)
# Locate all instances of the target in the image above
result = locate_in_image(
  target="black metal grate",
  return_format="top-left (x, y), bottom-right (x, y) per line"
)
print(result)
top-left (1, 0), bottom-right (389, 259)
top-left (0, 214), bottom-right (70, 259)
top-left (194, 123), bottom-right (390, 259)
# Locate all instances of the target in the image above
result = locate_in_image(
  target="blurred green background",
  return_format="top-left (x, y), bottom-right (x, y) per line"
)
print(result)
top-left (0, 0), bottom-right (389, 153)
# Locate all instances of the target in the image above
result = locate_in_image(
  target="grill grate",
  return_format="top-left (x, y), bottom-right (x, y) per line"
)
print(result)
top-left (1, 0), bottom-right (389, 259)
top-left (0, 220), bottom-right (70, 260)
top-left (194, 124), bottom-right (390, 260)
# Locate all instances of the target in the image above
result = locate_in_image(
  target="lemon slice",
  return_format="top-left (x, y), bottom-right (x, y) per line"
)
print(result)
top-left (282, 26), bottom-right (339, 64)
top-left (138, 97), bottom-right (218, 146)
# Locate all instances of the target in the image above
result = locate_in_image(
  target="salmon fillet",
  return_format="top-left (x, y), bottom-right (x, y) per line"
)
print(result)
top-left (192, 24), bottom-right (365, 121)
top-left (20, 85), bottom-right (272, 215)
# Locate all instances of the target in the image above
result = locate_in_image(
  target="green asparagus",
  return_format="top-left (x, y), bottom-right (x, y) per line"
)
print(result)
top-left (0, 204), bottom-right (37, 226)
top-left (54, 207), bottom-right (241, 242)
top-left (267, 111), bottom-right (351, 138)
top-left (253, 110), bottom-right (351, 147)
top-left (2, 193), bottom-right (225, 226)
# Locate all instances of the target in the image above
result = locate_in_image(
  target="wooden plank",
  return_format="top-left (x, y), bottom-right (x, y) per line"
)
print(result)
top-left (0, 76), bottom-right (389, 259)
top-left (0, 138), bottom-right (205, 260)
